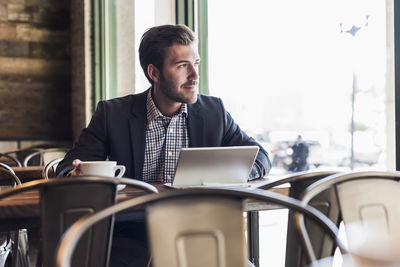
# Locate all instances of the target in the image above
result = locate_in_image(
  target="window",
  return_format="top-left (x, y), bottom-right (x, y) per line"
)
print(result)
top-left (206, 0), bottom-right (395, 175)
top-left (204, 1), bottom-right (395, 266)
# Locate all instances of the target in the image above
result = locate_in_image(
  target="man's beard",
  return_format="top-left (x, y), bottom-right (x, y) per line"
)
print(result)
top-left (159, 75), bottom-right (198, 104)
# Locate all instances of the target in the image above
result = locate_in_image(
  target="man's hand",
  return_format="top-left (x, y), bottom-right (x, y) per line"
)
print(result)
top-left (248, 160), bottom-right (265, 181)
top-left (69, 159), bottom-right (84, 176)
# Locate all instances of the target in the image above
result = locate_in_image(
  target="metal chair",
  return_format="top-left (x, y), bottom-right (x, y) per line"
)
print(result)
top-left (0, 162), bottom-right (18, 177)
top-left (299, 171), bottom-right (400, 265)
top-left (3, 145), bottom-right (56, 166)
top-left (56, 187), bottom-right (346, 267)
top-left (23, 148), bottom-right (69, 167)
top-left (0, 164), bottom-right (29, 267)
top-left (0, 153), bottom-right (21, 167)
top-left (0, 176), bottom-right (158, 267)
top-left (258, 170), bottom-right (340, 267)
top-left (0, 163), bottom-right (21, 188)
top-left (42, 158), bottom-right (64, 179)
top-left (259, 170), bottom-right (338, 191)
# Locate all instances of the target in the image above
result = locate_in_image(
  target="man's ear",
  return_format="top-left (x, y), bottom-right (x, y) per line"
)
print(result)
top-left (147, 64), bottom-right (160, 83)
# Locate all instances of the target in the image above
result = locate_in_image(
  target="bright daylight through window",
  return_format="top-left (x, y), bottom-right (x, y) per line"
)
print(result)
top-left (208, 0), bottom-right (394, 176)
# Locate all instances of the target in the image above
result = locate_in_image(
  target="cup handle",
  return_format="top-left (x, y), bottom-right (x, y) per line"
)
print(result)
top-left (114, 165), bottom-right (126, 177)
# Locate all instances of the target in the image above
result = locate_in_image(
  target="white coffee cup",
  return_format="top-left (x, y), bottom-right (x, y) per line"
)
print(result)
top-left (80, 161), bottom-right (126, 190)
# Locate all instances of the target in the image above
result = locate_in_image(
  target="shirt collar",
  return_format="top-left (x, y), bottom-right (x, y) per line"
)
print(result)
top-left (146, 89), bottom-right (188, 122)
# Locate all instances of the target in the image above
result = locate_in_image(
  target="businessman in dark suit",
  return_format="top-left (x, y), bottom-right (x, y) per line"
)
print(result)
top-left (57, 24), bottom-right (271, 266)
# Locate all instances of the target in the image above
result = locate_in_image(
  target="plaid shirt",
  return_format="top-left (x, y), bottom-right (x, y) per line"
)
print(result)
top-left (142, 90), bottom-right (189, 183)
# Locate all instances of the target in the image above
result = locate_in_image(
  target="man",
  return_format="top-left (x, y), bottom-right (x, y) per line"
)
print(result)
top-left (57, 24), bottom-right (271, 266)
top-left (288, 135), bottom-right (309, 172)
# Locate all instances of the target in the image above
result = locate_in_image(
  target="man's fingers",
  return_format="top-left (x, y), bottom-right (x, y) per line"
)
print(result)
top-left (72, 159), bottom-right (82, 167)
top-left (69, 159), bottom-right (83, 176)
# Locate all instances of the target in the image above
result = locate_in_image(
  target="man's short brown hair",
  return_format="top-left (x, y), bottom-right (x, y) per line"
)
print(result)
top-left (139, 24), bottom-right (196, 84)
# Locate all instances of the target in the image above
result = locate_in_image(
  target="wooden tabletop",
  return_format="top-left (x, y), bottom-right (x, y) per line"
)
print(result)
top-left (0, 166), bottom-right (44, 185)
top-left (0, 156), bottom-right (19, 166)
top-left (0, 177), bottom-right (289, 230)
top-left (12, 166), bottom-right (44, 180)
top-left (0, 181), bottom-right (288, 216)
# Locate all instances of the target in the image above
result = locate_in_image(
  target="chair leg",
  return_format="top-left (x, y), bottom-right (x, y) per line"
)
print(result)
top-left (36, 248), bottom-right (42, 267)
top-left (11, 231), bottom-right (19, 267)
top-left (145, 254), bottom-right (152, 267)
top-left (247, 211), bottom-right (260, 267)
top-left (18, 230), bottom-right (30, 267)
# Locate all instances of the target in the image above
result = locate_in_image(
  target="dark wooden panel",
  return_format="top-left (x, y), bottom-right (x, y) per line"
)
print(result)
top-left (29, 6), bottom-right (69, 30)
top-left (0, 57), bottom-right (70, 77)
top-left (0, 40), bottom-right (69, 59)
top-left (25, 0), bottom-right (70, 9)
top-left (0, 23), bottom-right (17, 39)
top-left (0, 79), bottom-right (72, 139)
top-left (0, 39), bottom-right (29, 57)
top-left (0, 23), bottom-right (70, 43)
top-left (6, 3), bottom-right (69, 29)
top-left (0, 0), bottom-right (72, 141)
top-left (30, 41), bottom-right (70, 59)
top-left (0, 4), bottom-right (7, 22)
top-left (7, 3), bottom-right (31, 23)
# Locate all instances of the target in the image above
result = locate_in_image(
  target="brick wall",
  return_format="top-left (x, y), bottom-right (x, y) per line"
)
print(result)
top-left (0, 0), bottom-right (72, 140)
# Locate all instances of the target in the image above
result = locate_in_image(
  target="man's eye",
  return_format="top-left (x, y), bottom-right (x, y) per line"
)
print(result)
top-left (178, 64), bottom-right (187, 68)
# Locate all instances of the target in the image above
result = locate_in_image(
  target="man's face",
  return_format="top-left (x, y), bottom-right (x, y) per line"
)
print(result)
top-left (156, 43), bottom-right (200, 105)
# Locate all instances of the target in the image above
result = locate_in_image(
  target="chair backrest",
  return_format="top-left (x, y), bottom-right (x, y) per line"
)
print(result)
top-left (147, 195), bottom-right (246, 267)
top-left (299, 171), bottom-right (400, 263)
top-left (0, 163), bottom-right (25, 267)
top-left (41, 178), bottom-right (116, 267)
top-left (0, 176), bottom-right (158, 267)
top-left (4, 144), bottom-right (55, 165)
top-left (0, 153), bottom-right (21, 167)
top-left (56, 188), bottom-right (346, 267)
top-left (260, 170), bottom-right (340, 267)
top-left (23, 148), bottom-right (69, 167)
top-left (42, 157), bottom-right (64, 179)
top-left (0, 162), bottom-right (21, 187)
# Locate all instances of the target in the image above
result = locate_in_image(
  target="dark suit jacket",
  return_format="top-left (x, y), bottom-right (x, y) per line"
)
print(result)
top-left (57, 89), bottom-right (271, 179)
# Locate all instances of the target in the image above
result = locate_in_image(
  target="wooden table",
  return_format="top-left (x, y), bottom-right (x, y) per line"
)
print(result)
top-left (0, 179), bottom-right (288, 230)
top-left (0, 156), bottom-right (20, 166)
top-left (0, 166), bottom-right (52, 184)
top-left (0, 166), bottom-right (44, 184)
top-left (12, 166), bottom-right (43, 181)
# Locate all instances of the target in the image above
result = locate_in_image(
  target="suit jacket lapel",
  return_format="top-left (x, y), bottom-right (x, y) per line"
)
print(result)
top-left (188, 104), bottom-right (205, 147)
top-left (128, 90), bottom-right (148, 179)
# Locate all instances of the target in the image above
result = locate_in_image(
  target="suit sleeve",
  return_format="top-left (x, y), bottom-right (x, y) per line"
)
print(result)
top-left (56, 101), bottom-right (109, 176)
top-left (219, 101), bottom-right (272, 179)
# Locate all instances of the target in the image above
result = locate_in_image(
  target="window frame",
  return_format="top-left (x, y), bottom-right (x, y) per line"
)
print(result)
top-left (176, 0), bottom-right (209, 95)
top-left (394, 1), bottom-right (400, 170)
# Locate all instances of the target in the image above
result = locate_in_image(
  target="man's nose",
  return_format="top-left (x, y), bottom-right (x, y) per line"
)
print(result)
top-left (188, 64), bottom-right (199, 81)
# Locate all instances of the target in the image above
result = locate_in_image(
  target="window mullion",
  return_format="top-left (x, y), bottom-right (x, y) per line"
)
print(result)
top-left (176, 0), bottom-right (208, 95)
